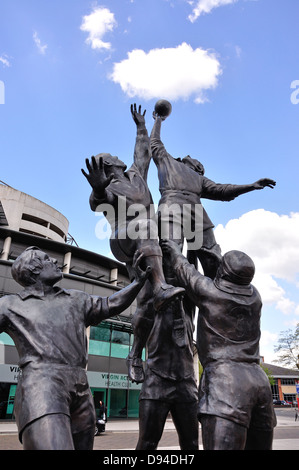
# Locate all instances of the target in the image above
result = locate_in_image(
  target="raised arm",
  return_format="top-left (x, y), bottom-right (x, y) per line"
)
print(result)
top-left (106, 251), bottom-right (151, 318)
top-left (81, 156), bottom-right (115, 211)
top-left (131, 104), bottom-right (151, 182)
top-left (161, 240), bottom-right (209, 307)
top-left (87, 252), bottom-right (151, 326)
top-left (202, 177), bottom-right (276, 202)
top-left (150, 113), bottom-right (169, 164)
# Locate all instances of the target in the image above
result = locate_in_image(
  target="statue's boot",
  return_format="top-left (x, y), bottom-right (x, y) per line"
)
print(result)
top-left (153, 284), bottom-right (185, 311)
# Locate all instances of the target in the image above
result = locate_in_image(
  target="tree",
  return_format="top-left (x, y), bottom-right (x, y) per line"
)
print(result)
top-left (274, 325), bottom-right (299, 370)
top-left (260, 365), bottom-right (275, 386)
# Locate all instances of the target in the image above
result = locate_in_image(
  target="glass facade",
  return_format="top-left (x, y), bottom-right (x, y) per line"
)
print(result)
top-left (271, 380), bottom-right (280, 400)
top-left (0, 383), bottom-right (15, 419)
top-left (89, 321), bottom-right (145, 361)
top-left (89, 321), bottom-right (145, 418)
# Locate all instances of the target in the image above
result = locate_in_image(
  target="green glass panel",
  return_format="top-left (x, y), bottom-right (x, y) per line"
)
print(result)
top-left (111, 329), bottom-right (130, 345)
top-left (0, 333), bottom-right (14, 346)
top-left (109, 389), bottom-right (127, 418)
top-left (90, 324), bottom-right (111, 342)
top-left (88, 340), bottom-right (110, 356)
top-left (127, 390), bottom-right (140, 417)
top-left (110, 343), bottom-right (129, 359)
top-left (6, 385), bottom-right (16, 416)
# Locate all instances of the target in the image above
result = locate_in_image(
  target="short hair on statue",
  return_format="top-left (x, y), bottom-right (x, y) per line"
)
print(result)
top-left (11, 246), bottom-right (44, 287)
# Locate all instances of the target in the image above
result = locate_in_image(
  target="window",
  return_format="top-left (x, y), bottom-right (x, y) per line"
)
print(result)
top-left (111, 329), bottom-right (130, 345)
top-left (90, 323), bottom-right (111, 342)
top-left (271, 382), bottom-right (279, 401)
top-left (21, 213), bottom-right (66, 240)
top-left (89, 321), bottom-right (145, 360)
top-left (281, 378), bottom-right (296, 385)
top-left (109, 389), bottom-right (127, 418)
top-left (49, 223), bottom-right (66, 239)
top-left (283, 394), bottom-right (296, 403)
top-left (21, 213), bottom-right (48, 227)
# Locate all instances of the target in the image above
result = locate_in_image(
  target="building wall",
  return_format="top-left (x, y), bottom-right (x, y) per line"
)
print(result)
top-left (0, 184), bottom-right (69, 244)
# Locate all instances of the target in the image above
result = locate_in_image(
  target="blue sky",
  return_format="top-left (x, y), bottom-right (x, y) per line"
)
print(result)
top-left (1, 0), bottom-right (299, 364)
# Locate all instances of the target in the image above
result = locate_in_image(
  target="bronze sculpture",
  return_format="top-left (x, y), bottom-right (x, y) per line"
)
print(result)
top-left (162, 239), bottom-right (277, 450)
top-left (135, 296), bottom-right (199, 450)
top-left (0, 247), bottom-right (150, 449)
top-left (82, 100), bottom-right (277, 451)
top-left (80, 99), bottom-right (277, 451)
top-left (124, 100), bottom-right (276, 387)
top-left (0, 97), bottom-right (277, 451)
top-left (151, 101), bottom-right (276, 280)
top-left (82, 104), bottom-right (184, 383)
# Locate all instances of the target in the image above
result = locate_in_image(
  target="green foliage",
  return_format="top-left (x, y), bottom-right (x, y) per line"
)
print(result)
top-left (274, 326), bottom-right (299, 370)
top-left (198, 360), bottom-right (203, 379)
top-left (260, 365), bottom-right (275, 385)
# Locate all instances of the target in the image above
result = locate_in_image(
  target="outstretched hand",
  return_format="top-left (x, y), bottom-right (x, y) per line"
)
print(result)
top-left (132, 250), bottom-right (151, 284)
top-left (81, 156), bottom-right (113, 194)
top-left (131, 103), bottom-right (146, 126)
top-left (253, 178), bottom-right (276, 190)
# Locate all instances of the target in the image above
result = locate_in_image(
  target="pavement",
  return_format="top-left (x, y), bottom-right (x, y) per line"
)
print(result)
top-left (0, 410), bottom-right (298, 451)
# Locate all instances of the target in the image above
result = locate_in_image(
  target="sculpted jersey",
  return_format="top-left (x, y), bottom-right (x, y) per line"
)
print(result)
top-left (90, 163), bottom-right (154, 234)
top-left (151, 137), bottom-right (242, 201)
top-left (151, 137), bottom-right (247, 234)
top-left (173, 255), bottom-right (262, 366)
top-left (146, 302), bottom-right (195, 381)
top-left (0, 286), bottom-right (109, 369)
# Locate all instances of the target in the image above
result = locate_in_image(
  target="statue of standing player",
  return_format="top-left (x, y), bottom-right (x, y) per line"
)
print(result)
top-left (0, 247), bottom-right (150, 449)
top-left (162, 240), bottom-right (277, 450)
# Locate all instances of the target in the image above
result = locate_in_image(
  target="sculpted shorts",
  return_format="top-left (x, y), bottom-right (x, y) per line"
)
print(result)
top-left (14, 363), bottom-right (96, 441)
top-left (198, 361), bottom-right (277, 430)
top-left (139, 366), bottom-right (198, 403)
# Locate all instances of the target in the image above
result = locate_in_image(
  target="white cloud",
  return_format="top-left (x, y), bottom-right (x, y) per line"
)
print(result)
top-left (80, 6), bottom-right (117, 50)
top-left (110, 42), bottom-right (221, 102)
top-left (214, 210), bottom-right (299, 314)
top-left (33, 32), bottom-right (48, 55)
top-left (0, 55), bottom-right (10, 67)
top-left (260, 330), bottom-right (279, 364)
top-left (260, 330), bottom-right (278, 347)
top-left (188, 0), bottom-right (239, 22)
top-left (276, 298), bottom-right (296, 316)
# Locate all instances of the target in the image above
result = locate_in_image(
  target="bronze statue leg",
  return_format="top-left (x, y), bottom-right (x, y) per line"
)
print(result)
top-left (200, 415), bottom-right (247, 450)
top-left (245, 427), bottom-right (274, 450)
top-left (135, 400), bottom-right (170, 450)
top-left (170, 401), bottom-right (198, 449)
top-left (22, 414), bottom-right (75, 450)
top-left (126, 280), bottom-right (155, 383)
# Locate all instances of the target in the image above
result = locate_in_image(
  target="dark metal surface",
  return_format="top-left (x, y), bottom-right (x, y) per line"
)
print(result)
top-left (0, 246), bottom-right (149, 449)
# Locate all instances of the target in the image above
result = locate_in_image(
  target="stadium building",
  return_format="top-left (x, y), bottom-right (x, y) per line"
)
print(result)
top-left (0, 182), bottom-right (143, 420)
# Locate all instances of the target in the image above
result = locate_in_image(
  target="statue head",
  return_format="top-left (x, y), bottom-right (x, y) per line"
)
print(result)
top-left (12, 247), bottom-right (62, 287)
top-left (181, 155), bottom-right (205, 175)
top-left (95, 153), bottom-right (127, 172)
top-left (216, 250), bottom-right (255, 287)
